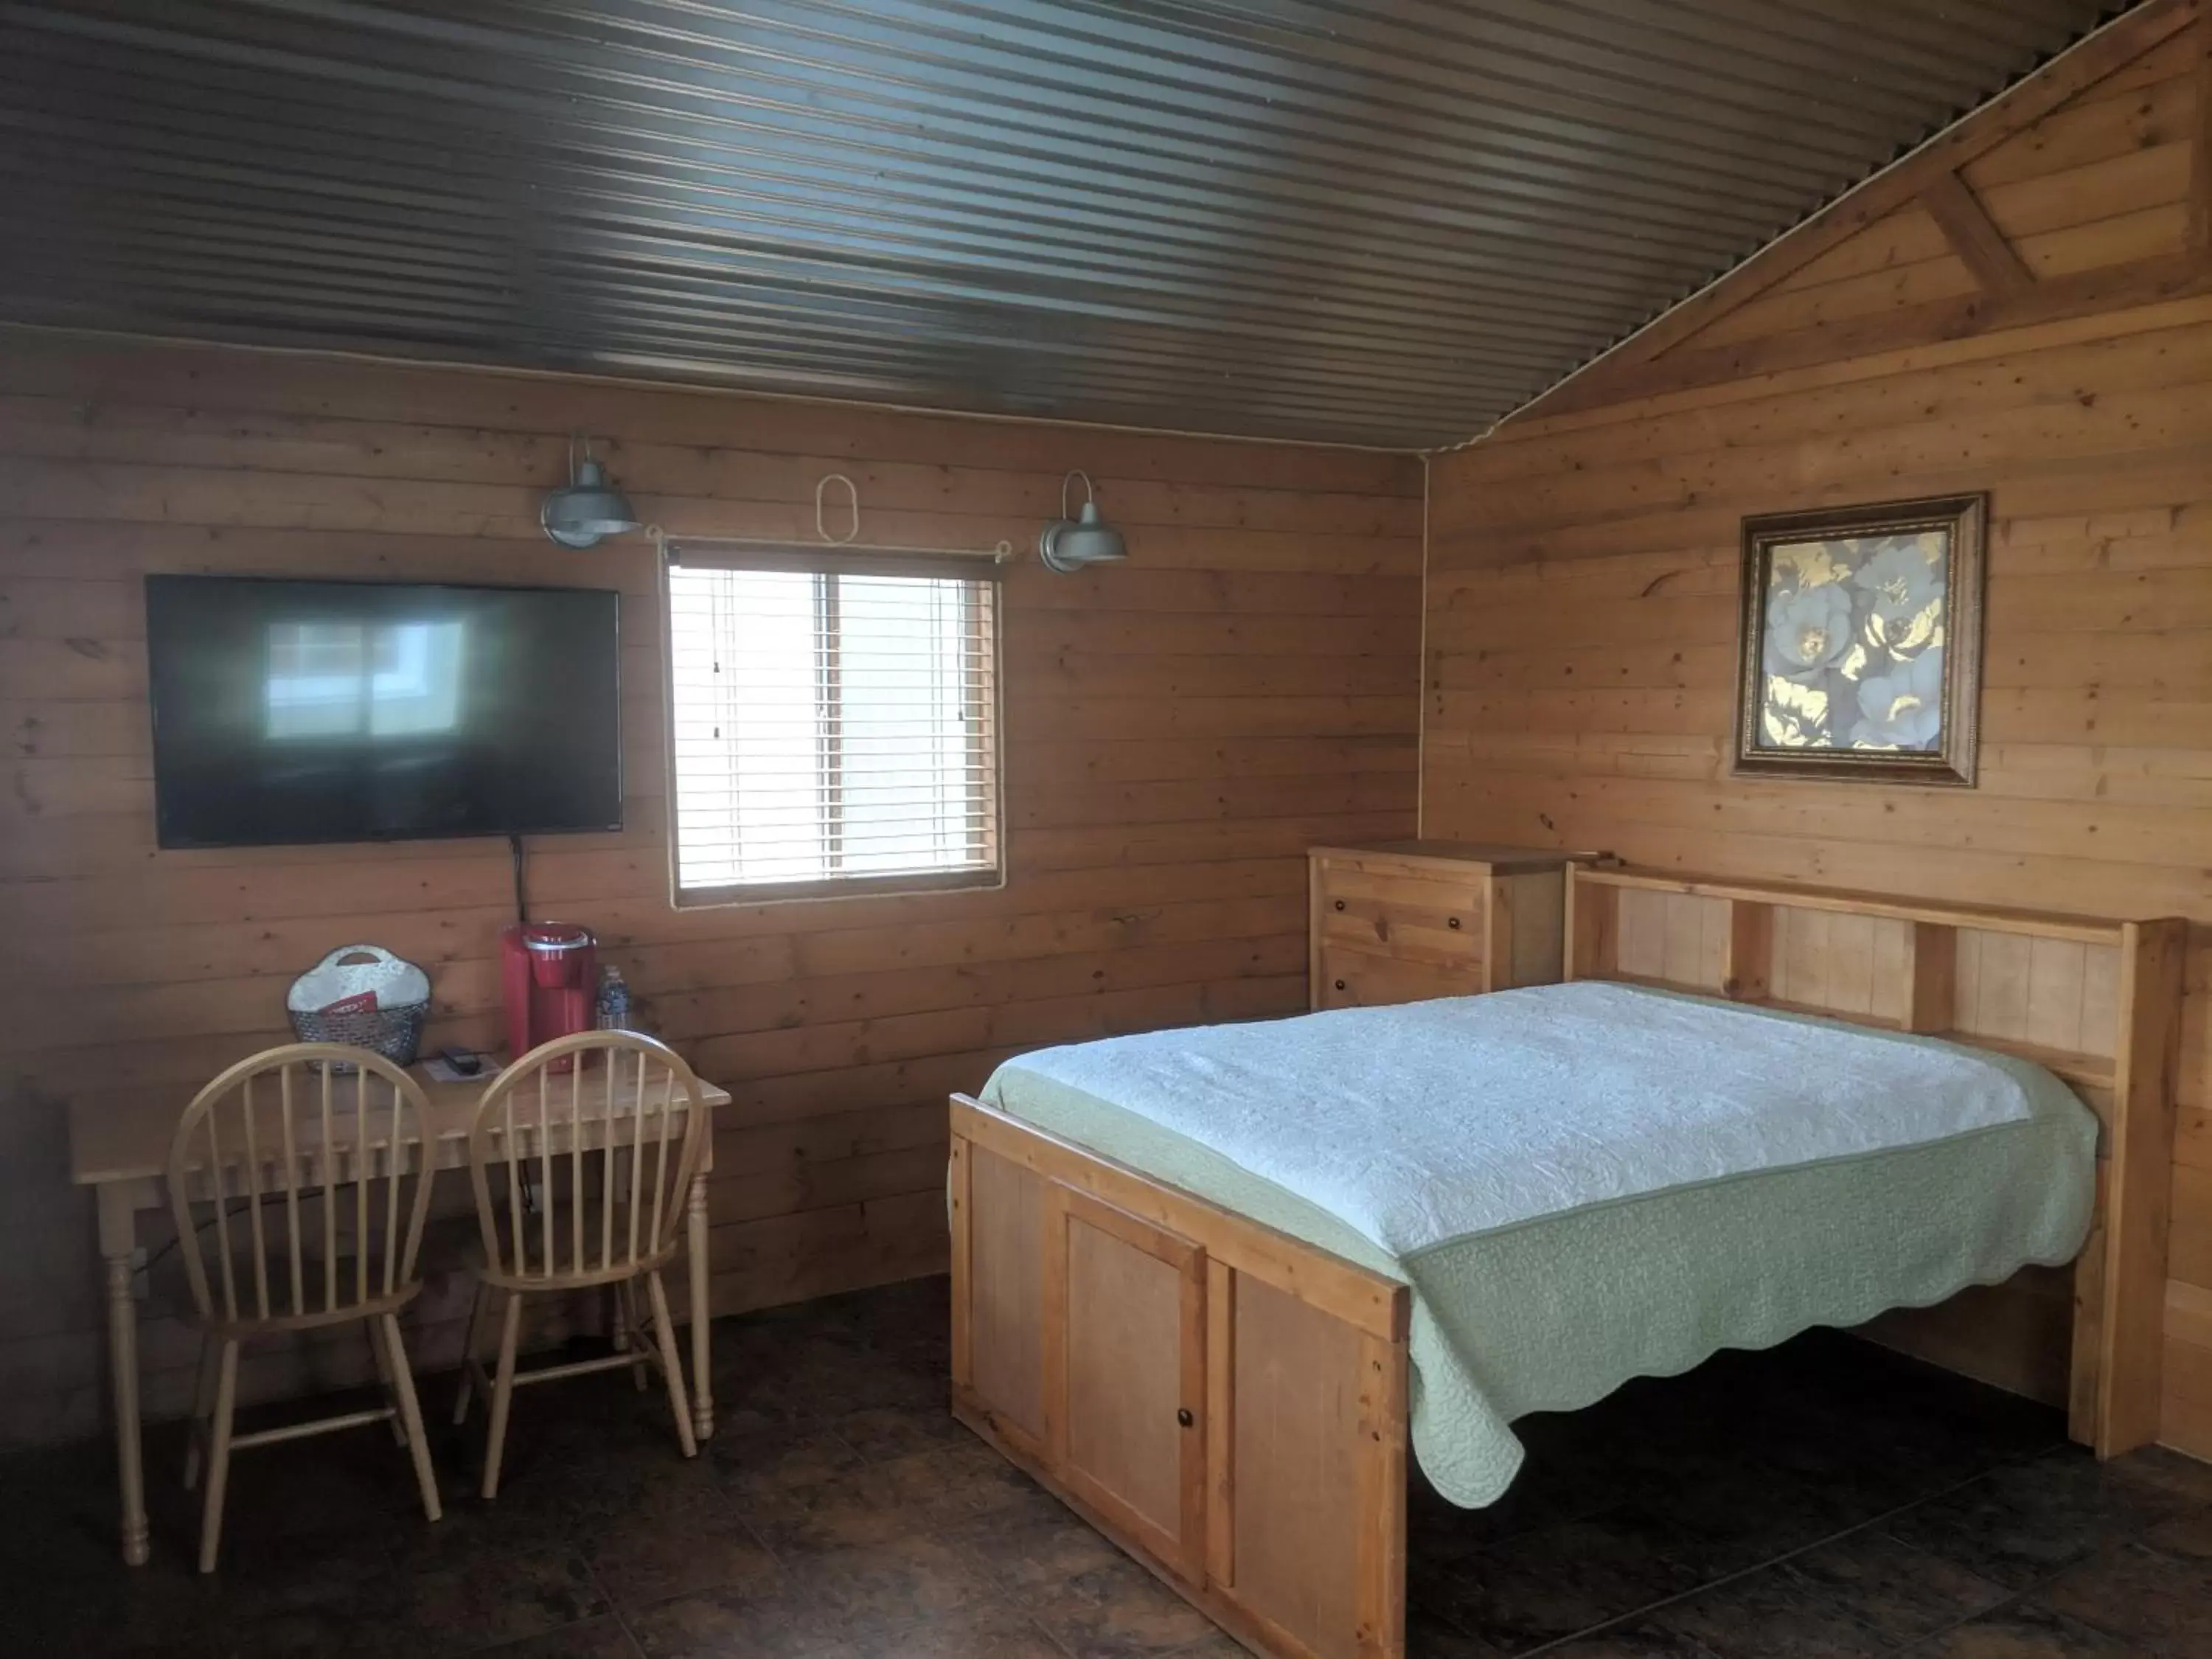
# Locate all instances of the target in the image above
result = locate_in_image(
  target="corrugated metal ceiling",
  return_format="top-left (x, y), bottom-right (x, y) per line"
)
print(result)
top-left (0, 1), bottom-right (2122, 448)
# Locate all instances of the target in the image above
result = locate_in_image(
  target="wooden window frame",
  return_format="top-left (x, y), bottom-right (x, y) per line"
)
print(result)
top-left (658, 542), bottom-right (1006, 909)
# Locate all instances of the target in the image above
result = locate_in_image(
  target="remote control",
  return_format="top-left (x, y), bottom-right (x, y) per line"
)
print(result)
top-left (440, 1047), bottom-right (483, 1077)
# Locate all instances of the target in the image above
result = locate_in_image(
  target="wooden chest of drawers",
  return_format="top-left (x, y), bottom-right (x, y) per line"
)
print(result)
top-left (1309, 841), bottom-right (1571, 1010)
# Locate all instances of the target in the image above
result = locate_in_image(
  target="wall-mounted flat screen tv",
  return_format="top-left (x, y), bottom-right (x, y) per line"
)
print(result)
top-left (146, 575), bottom-right (623, 849)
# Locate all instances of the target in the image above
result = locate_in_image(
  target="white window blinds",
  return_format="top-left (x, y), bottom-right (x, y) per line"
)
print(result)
top-left (664, 545), bottom-right (1003, 904)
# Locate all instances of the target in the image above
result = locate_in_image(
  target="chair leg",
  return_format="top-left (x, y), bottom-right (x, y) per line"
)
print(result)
top-left (644, 1270), bottom-right (698, 1461)
top-left (183, 1335), bottom-right (221, 1491)
top-left (197, 1339), bottom-right (240, 1575)
top-left (366, 1316), bottom-right (407, 1446)
top-left (481, 1290), bottom-right (525, 1501)
top-left (452, 1279), bottom-right (490, 1427)
top-left (380, 1314), bottom-right (443, 1526)
top-left (619, 1279), bottom-right (648, 1391)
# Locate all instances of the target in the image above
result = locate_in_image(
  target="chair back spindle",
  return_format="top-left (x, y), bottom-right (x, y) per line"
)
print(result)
top-left (466, 1031), bottom-right (708, 1287)
top-left (166, 1044), bottom-right (434, 1329)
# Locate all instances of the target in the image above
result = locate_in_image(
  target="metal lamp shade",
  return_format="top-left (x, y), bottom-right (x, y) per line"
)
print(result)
top-left (1038, 501), bottom-right (1128, 573)
top-left (541, 458), bottom-right (639, 549)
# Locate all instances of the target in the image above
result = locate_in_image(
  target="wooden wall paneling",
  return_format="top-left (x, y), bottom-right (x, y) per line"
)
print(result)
top-left (0, 328), bottom-right (1422, 1444)
top-left (2188, 13), bottom-right (2212, 251)
top-left (1523, 0), bottom-right (2211, 418)
top-left (1425, 13), bottom-right (2212, 1461)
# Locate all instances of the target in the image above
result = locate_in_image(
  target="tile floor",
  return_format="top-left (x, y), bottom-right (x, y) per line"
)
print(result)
top-left (4, 1278), bottom-right (2210, 1658)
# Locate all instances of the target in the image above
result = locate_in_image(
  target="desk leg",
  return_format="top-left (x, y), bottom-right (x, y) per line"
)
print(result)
top-left (686, 1173), bottom-right (713, 1441)
top-left (98, 1186), bottom-right (149, 1567)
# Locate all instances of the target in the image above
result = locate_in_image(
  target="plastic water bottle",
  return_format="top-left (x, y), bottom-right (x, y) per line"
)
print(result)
top-left (594, 964), bottom-right (632, 1032)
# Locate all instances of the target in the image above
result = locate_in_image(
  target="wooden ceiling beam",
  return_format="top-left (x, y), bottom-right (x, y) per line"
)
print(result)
top-left (1523, 250), bottom-right (2212, 419)
top-left (1520, 0), bottom-right (2205, 414)
top-left (1920, 171), bottom-right (2034, 299)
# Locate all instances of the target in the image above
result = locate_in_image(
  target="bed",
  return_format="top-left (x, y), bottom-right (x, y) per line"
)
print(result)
top-left (946, 866), bottom-right (2185, 1659)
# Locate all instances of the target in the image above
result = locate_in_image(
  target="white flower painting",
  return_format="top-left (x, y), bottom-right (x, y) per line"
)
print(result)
top-left (1735, 495), bottom-right (1984, 787)
top-left (1757, 530), bottom-right (1947, 754)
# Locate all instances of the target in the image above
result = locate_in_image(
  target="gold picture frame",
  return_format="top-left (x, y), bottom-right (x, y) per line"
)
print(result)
top-left (1733, 493), bottom-right (1986, 786)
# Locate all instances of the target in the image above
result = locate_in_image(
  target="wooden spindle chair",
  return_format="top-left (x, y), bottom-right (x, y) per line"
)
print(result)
top-left (452, 1031), bottom-right (709, 1498)
top-left (166, 1043), bottom-right (442, 1573)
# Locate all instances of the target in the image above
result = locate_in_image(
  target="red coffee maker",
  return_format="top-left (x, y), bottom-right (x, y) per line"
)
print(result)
top-left (500, 922), bottom-right (597, 1071)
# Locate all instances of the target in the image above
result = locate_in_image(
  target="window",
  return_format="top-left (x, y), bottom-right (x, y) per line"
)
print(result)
top-left (663, 544), bottom-right (1003, 905)
top-left (265, 619), bottom-right (466, 739)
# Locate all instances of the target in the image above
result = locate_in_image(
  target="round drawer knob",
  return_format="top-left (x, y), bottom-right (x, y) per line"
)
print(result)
top-left (1333, 899), bottom-right (1346, 911)
top-left (1177, 1408), bottom-right (1194, 1428)
top-left (1333, 979), bottom-right (1346, 991)
top-left (1447, 916), bottom-right (1461, 930)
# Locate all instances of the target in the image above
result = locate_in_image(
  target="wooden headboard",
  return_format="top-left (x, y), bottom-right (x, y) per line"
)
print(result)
top-left (1566, 864), bottom-right (2186, 1460)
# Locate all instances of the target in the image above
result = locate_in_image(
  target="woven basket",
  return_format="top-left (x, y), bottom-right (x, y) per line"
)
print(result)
top-left (286, 945), bottom-right (432, 1068)
top-left (288, 998), bottom-right (429, 1068)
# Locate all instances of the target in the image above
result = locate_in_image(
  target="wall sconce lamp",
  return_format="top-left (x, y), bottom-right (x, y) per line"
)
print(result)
top-left (1038, 470), bottom-right (1129, 574)
top-left (541, 435), bottom-right (639, 549)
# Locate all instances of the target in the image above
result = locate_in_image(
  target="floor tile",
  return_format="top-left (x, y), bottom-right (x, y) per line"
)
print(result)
top-left (1607, 1458), bottom-right (1865, 1579)
top-left (949, 1489), bottom-right (1131, 1596)
top-left (1541, 1620), bottom-right (1719, 1658)
top-left (15, 1284), bottom-right (2212, 1659)
top-left (4, 1509), bottom-right (220, 1658)
top-left (2142, 1503), bottom-right (2212, 1565)
top-left (1160, 1634), bottom-right (1276, 1659)
top-left (874, 1436), bottom-right (1046, 1519)
top-left (576, 1481), bottom-right (781, 1609)
top-left (1879, 1451), bottom-right (2130, 1590)
top-left (1778, 1526), bottom-right (2008, 1644)
top-left (379, 1536), bottom-right (608, 1658)
top-left (737, 1464), bottom-right (942, 1557)
top-left (1404, 1607), bottom-right (1512, 1658)
top-left (625, 1579), bottom-right (848, 1659)
top-left (709, 1425), bottom-right (868, 1506)
top-left (2035, 1537), bottom-right (2212, 1653)
top-left (1412, 1513), bottom-right (1703, 1653)
top-left (1025, 1556), bottom-right (1223, 1658)
top-left (787, 1534), bottom-right (997, 1631)
top-left (1648, 1563), bottom-right (1888, 1658)
top-left (468, 1616), bottom-right (644, 1658)
top-left (833, 1402), bottom-right (970, 1461)
top-left (815, 1590), bottom-right (1065, 1658)
top-left (1911, 1600), bottom-right (2138, 1658)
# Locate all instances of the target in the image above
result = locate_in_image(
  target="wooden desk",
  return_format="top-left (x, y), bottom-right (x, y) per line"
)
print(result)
top-left (68, 1056), bottom-right (731, 1567)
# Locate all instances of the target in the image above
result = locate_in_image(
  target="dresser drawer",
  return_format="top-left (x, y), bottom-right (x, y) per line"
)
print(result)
top-left (1308, 841), bottom-right (1568, 1011)
top-left (1314, 945), bottom-right (1488, 1010)
top-left (1317, 883), bottom-right (1484, 970)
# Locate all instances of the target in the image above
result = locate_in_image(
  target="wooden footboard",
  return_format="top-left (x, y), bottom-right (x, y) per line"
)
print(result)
top-left (950, 1094), bottom-right (1412, 1659)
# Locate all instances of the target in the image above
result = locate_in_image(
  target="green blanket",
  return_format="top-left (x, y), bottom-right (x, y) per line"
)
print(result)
top-left (979, 995), bottom-right (2096, 1507)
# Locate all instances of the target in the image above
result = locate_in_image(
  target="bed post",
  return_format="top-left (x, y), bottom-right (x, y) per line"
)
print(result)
top-left (2089, 917), bottom-right (2187, 1456)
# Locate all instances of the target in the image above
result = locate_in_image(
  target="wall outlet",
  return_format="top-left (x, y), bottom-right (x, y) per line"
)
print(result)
top-left (130, 1246), bottom-right (149, 1301)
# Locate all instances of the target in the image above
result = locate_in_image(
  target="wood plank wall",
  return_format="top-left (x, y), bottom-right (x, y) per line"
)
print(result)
top-left (0, 330), bottom-right (1422, 1444)
top-left (1422, 19), bottom-right (2212, 1459)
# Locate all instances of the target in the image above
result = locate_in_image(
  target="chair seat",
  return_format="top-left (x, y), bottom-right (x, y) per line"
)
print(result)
top-left (193, 1259), bottom-right (421, 1333)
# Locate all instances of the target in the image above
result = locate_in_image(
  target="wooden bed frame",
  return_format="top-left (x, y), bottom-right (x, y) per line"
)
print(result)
top-left (947, 866), bottom-right (2185, 1659)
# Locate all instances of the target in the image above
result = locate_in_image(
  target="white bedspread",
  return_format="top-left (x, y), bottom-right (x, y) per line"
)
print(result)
top-left (999, 981), bottom-right (2048, 1257)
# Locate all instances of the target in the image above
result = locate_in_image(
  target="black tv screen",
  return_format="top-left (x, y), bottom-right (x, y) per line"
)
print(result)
top-left (146, 575), bottom-right (622, 849)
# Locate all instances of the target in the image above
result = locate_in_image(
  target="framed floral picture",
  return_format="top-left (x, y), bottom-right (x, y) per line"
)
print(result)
top-left (1733, 493), bottom-right (1986, 786)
